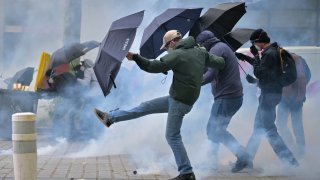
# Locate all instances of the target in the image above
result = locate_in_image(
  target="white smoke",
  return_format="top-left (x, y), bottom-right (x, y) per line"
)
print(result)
top-left (1, 0), bottom-right (320, 179)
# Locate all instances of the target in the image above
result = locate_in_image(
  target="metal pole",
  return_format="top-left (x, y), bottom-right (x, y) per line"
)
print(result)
top-left (0, 0), bottom-right (5, 68)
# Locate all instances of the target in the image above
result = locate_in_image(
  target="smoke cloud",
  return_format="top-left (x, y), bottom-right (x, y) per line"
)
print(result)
top-left (1, 0), bottom-right (319, 179)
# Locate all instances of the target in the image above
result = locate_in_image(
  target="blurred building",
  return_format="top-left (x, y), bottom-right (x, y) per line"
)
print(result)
top-left (240, 0), bottom-right (320, 46)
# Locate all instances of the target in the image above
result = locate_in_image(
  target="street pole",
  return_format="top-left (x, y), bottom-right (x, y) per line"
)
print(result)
top-left (0, 0), bottom-right (5, 69)
top-left (316, 0), bottom-right (320, 46)
top-left (63, 0), bottom-right (82, 46)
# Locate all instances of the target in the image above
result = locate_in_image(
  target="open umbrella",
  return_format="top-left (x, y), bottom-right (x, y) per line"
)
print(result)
top-left (50, 40), bottom-right (100, 68)
top-left (94, 10), bottom-right (144, 96)
top-left (4, 67), bottom-right (34, 89)
top-left (221, 28), bottom-right (255, 51)
top-left (189, 2), bottom-right (246, 39)
top-left (140, 8), bottom-right (202, 59)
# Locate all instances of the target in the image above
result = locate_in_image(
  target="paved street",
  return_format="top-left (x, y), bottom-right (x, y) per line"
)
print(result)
top-left (0, 139), bottom-right (316, 180)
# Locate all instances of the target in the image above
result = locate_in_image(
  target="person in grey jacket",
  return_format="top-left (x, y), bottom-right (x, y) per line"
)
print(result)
top-left (196, 31), bottom-right (250, 173)
top-left (77, 59), bottom-right (99, 88)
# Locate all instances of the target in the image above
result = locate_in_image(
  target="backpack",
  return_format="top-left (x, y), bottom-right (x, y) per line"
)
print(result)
top-left (278, 47), bottom-right (297, 87)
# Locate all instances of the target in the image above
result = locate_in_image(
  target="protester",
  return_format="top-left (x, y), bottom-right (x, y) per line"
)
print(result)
top-left (76, 59), bottom-right (99, 87)
top-left (276, 54), bottom-right (311, 158)
top-left (94, 30), bottom-right (225, 180)
top-left (76, 59), bottom-right (104, 140)
top-left (45, 68), bottom-right (79, 140)
top-left (235, 29), bottom-right (299, 168)
top-left (196, 30), bottom-right (250, 173)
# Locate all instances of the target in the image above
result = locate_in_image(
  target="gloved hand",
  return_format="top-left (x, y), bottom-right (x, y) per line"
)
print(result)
top-left (250, 45), bottom-right (259, 56)
top-left (235, 52), bottom-right (247, 61)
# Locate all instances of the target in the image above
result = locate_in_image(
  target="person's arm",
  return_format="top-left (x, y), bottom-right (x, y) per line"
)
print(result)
top-left (235, 52), bottom-right (255, 65)
top-left (202, 68), bottom-right (217, 86)
top-left (205, 53), bottom-right (225, 70)
top-left (253, 54), bottom-right (265, 79)
top-left (128, 53), bottom-right (176, 73)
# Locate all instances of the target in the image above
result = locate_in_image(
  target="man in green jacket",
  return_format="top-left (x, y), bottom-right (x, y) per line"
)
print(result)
top-left (94, 30), bottom-right (225, 180)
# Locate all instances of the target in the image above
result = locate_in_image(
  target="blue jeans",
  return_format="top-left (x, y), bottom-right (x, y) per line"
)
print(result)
top-left (276, 99), bottom-right (305, 157)
top-left (109, 95), bottom-right (193, 174)
top-left (207, 97), bottom-right (247, 160)
top-left (246, 93), bottom-right (296, 163)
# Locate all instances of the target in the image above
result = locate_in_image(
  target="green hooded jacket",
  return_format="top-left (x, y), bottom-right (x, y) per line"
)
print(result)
top-left (134, 36), bottom-right (225, 105)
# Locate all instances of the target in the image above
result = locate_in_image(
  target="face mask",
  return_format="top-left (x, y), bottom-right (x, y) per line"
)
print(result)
top-left (254, 44), bottom-right (261, 51)
top-left (80, 66), bottom-right (85, 71)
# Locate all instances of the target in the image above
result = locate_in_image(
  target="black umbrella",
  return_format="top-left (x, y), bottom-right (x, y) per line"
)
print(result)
top-left (140, 8), bottom-right (202, 59)
top-left (94, 10), bottom-right (144, 96)
top-left (221, 28), bottom-right (255, 51)
top-left (189, 2), bottom-right (246, 39)
top-left (50, 40), bottom-right (100, 68)
top-left (4, 67), bottom-right (34, 89)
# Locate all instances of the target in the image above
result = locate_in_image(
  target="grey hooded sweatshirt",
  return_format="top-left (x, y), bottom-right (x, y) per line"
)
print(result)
top-left (196, 31), bottom-right (243, 100)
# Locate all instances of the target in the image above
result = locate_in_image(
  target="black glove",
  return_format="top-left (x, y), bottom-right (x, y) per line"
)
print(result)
top-left (250, 45), bottom-right (259, 56)
top-left (235, 52), bottom-right (247, 61)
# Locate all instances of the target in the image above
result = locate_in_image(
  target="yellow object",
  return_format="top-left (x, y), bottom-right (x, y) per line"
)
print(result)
top-left (34, 52), bottom-right (51, 91)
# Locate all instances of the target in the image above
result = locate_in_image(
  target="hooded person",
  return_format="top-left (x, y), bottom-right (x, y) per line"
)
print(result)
top-left (93, 30), bottom-right (225, 180)
top-left (196, 30), bottom-right (250, 173)
top-left (77, 59), bottom-right (99, 88)
top-left (240, 28), bottom-right (299, 168)
top-left (76, 59), bottom-right (104, 140)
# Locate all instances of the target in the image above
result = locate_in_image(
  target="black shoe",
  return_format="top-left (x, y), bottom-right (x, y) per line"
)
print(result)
top-left (94, 108), bottom-right (113, 128)
top-left (231, 158), bottom-right (252, 173)
top-left (169, 172), bottom-right (196, 180)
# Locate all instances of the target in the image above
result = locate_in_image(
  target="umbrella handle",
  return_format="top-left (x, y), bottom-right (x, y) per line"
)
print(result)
top-left (110, 75), bottom-right (117, 88)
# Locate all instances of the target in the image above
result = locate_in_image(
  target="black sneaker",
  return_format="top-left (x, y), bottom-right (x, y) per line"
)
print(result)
top-left (169, 172), bottom-right (196, 180)
top-left (94, 108), bottom-right (113, 128)
top-left (231, 158), bottom-right (252, 173)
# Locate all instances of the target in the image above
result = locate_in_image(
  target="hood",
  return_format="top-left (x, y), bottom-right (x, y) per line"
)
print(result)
top-left (263, 42), bottom-right (279, 52)
top-left (83, 59), bottom-right (94, 68)
top-left (196, 30), bottom-right (221, 51)
top-left (176, 36), bottom-right (196, 49)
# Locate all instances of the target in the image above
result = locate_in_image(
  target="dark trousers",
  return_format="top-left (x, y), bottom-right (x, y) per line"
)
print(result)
top-left (207, 97), bottom-right (248, 160)
top-left (276, 99), bottom-right (305, 157)
top-left (246, 92), bottom-right (296, 163)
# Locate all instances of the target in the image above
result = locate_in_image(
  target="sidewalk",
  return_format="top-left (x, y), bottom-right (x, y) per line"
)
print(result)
top-left (0, 139), bottom-right (311, 180)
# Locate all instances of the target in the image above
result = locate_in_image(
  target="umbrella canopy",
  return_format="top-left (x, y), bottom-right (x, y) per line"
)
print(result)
top-left (140, 8), bottom-right (202, 59)
top-left (4, 67), bottom-right (34, 89)
top-left (189, 2), bottom-right (246, 39)
top-left (94, 10), bottom-right (144, 96)
top-left (221, 28), bottom-right (255, 51)
top-left (50, 40), bottom-right (100, 68)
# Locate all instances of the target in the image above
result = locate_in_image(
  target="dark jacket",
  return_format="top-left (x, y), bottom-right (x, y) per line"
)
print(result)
top-left (133, 36), bottom-right (225, 105)
top-left (197, 31), bottom-right (243, 100)
top-left (253, 42), bottom-right (283, 94)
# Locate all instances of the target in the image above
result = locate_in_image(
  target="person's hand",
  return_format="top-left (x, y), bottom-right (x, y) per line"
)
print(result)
top-left (126, 52), bottom-right (135, 61)
top-left (235, 52), bottom-right (247, 61)
top-left (250, 45), bottom-right (259, 56)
